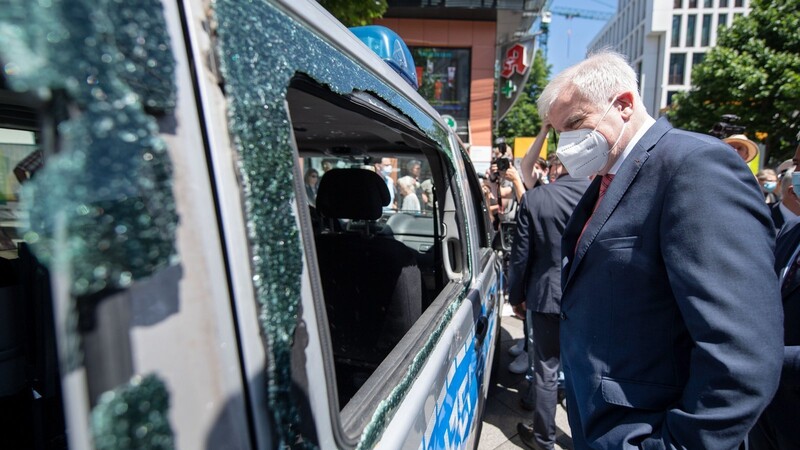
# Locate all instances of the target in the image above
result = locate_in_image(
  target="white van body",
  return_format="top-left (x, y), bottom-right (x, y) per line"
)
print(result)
top-left (0, 0), bottom-right (502, 448)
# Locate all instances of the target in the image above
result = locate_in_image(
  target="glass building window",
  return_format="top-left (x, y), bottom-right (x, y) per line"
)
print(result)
top-left (735, 0), bottom-right (743, 6)
top-left (704, 0), bottom-right (713, 7)
top-left (669, 53), bottom-right (687, 84)
top-left (692, 52), bottom-right (706, 67)
top-left (674, 0), bottom-right (683, 8)
top-left (671, 15), bottom-right (682, 47)
top-left (718, 13), bottom-right (728, 28)
top-left (689, 0), bottom-right (698, 8)
top-left (410, 47), bottom-right (471, 142)
top-left (701, 14), bottom-right (712, 46)
top-left (719, 0), bottom-right (729, 6)
top-left (686, 15), bottom-right (697, 46)
top-left (667, 90), bottom-right (680, 105)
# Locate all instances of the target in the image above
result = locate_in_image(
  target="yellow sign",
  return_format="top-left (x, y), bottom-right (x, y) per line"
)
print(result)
top-left (748, 152), bottom-right (759, 175)
top-left (512, 137), bottom-right (547, 160)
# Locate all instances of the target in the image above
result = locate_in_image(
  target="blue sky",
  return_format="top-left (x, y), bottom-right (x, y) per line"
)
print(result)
top-left (542, 0), bottom-right (619, 76)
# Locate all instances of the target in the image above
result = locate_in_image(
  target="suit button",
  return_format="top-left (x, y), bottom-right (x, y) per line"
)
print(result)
top-left (560, 312), bottom-right (567, 320)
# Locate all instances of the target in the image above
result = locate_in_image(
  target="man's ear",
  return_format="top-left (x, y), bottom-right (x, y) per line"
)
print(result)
top-left (616, 91), bottom-right (635, 120)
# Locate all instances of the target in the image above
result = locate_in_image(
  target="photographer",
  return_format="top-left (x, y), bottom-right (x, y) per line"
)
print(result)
top-left (711, 114), bottom-right (759, 164)
top-left (488, 138), bottom-right (526, 225)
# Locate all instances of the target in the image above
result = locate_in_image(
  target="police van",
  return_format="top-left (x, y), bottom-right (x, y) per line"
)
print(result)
top-left (0, 0), bottom-right (502, 448)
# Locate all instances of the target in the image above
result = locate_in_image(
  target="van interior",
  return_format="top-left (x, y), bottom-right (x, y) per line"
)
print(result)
top-left (0, 88), bottom-right (68, 449)
top-left (287, 74), bottom-right (463, 415)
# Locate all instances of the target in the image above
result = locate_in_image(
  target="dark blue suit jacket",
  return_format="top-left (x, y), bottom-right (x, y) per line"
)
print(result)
top-left (770, 201), bottom-right (785, 231)
top-left (560, 117), bottom-right (784, 449)
top-left (508, 174), bottom-right (590, 312)
top-left (753, 216), bottom-right (800, 448)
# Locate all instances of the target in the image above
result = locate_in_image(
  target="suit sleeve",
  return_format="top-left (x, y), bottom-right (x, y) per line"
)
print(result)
top-left (507, 193), bottom-right (534, 306)
top-left (643, 142), bottom-right (784, 449)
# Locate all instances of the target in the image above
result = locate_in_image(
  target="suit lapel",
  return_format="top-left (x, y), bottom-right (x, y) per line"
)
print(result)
top-left (563, 118), bottom-right (672, 290)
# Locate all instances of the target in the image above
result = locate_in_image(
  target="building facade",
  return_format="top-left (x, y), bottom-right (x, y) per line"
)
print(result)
top-left (375, 1), bottom-right (545, 153)
top-left (588, 0), bottom-right (752, 115)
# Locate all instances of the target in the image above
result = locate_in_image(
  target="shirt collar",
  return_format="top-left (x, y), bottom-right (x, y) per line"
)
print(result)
top-left (608, 116), bottom-right (656, 175)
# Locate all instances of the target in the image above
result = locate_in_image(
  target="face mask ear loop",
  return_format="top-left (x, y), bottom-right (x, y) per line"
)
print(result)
top-left (593, 95), bottom-right (620, 133)
top-left (605, 120), bottom-right (628, 156)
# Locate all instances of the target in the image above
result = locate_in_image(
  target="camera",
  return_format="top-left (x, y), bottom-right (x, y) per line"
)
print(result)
top-left (494, 157), bottom-right (510, 171)
top-left (709, 114), bottom-right (746, 139)
top-left (488, 157), bottom-right (510, 183)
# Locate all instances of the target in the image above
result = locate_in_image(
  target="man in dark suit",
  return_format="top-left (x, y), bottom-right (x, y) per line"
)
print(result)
top-left (538, 51), bottom-right (783, 449)
top-left (507, 159), bottom-right (590, 450)
top-left (749, 154), bottom-right (800, 449)
top-left (770, 167), bottom-right (800, 231)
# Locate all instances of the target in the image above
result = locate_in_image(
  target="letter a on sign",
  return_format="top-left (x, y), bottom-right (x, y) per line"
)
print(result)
top-left (501, 44), bottom-right (528, 79)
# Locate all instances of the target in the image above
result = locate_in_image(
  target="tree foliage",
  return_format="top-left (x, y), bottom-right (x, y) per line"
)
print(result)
top-left (667, 0), bottom-right (800, 163)
top-left (497, 50), bottom-right (551, 142)
top-left (318, 0), bottom-right (388, 27)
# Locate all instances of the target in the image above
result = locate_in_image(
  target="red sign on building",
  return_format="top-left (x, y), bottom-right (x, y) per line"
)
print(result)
top-left (501, 44), bottom-right (528, 79)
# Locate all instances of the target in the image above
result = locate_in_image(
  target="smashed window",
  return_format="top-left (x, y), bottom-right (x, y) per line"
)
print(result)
top-left (213, 0), bottom-right (471, 447)
top-left (0, 0), bottom-right (178, 297)
top-left (0, 0), bottom-right (178, 447)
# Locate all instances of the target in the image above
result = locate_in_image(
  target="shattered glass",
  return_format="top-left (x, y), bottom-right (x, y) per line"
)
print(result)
top-left (0, 0), bottom-right (178, 297)
top-left (91, 374), bottom-right (175, 450)
top-left (0, 0), bottom-right (178, 445)
top-left (213, 0), bottom-right (465, 447)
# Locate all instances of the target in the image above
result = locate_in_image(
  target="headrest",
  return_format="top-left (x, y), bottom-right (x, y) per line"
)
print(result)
top-left (316, 168), bottom-right (390, 220)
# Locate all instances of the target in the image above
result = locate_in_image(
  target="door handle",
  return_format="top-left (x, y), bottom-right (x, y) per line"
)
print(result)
top-left (474, 315), bottom-right (488, 348)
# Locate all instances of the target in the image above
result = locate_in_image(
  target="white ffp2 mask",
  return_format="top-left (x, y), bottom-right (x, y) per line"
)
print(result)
top-left (555, 98), bottom-right (626, 178)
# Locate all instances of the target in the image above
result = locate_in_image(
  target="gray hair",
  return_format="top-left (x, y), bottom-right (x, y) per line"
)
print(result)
top-left (538, 50), bottom-right (641, 121)
top-left (397, 175), bottom-right (416, 191)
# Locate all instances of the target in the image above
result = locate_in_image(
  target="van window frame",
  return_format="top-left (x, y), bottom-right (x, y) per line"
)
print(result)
top-left (285, 74), bottom-right (473, 446)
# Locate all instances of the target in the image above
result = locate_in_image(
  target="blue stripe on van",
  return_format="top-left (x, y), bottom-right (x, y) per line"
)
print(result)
top-left (421, 302), bottom-right (496, 449)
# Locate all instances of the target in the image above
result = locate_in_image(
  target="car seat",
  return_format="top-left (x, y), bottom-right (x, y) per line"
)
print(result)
top-left (313, 168), bottom-right (422, 403)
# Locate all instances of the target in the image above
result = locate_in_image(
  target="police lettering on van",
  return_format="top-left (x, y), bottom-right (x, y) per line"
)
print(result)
top-left (0, 0), bottom-right (502, 448)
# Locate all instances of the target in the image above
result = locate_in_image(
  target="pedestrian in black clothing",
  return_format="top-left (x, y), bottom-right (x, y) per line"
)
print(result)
top-left (507, 169), bottom-right (589, 450)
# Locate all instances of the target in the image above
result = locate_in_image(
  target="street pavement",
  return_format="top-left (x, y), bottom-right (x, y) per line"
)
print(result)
top-left (478, 303), bottom-right (573, 449)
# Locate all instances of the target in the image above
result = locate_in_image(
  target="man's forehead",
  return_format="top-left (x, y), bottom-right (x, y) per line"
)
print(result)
top-left (550, 88), bottom-right (596, 128)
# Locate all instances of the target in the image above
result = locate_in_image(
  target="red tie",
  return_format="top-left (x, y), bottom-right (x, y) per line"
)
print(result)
top-left (576, 174), bottom-right (615, 253)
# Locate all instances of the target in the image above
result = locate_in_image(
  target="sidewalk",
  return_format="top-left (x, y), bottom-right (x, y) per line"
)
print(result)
top-left (478, 303), bottom-right (573, 449)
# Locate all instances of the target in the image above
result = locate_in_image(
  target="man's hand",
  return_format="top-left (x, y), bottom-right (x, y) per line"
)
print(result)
top-left (504, 164), bottom-right (520, 183)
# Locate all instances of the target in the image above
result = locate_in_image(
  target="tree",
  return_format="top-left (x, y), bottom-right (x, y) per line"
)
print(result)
top-left (318, 0), bottom-right (388, 27)
top-left (497, 50), bottom-right (551, 143)
top-left (667, 0), bottom-right (800, 163)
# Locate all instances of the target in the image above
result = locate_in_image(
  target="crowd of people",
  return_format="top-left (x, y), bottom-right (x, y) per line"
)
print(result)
top-left (304, 157), bottom-right (433, 214)
top-left (485, 51), bottom-right (798, 450)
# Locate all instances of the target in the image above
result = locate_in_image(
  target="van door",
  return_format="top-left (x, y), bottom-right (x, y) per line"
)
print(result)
top-left (0, 1), bottom-right (258, 448)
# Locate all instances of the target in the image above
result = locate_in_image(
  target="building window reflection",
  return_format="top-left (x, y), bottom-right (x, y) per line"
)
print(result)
top-left (410, 47), bottom-right (471, 142)
top-left (669, 53), bottom-right (687, 84)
